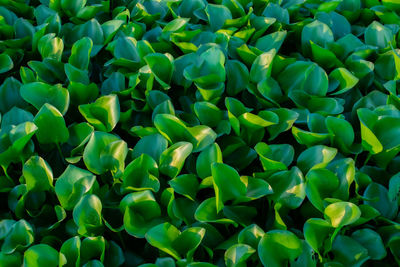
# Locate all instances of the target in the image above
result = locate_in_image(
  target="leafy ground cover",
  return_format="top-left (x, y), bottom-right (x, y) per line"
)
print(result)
top-left (0, 0), bottom-right (400, 266)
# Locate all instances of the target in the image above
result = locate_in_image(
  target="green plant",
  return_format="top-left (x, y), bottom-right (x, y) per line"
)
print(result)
top-left (0, 0), bottom-right (400, 266)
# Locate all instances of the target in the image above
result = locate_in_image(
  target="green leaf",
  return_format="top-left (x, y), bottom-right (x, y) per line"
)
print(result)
top-left (0, 53), bottom-right (13, 73)
top-left (145, 223), bottom-right (205, 260)
top-left (83, 131), bottom-right (127, 176)
top-left (194, 197), bottom-right (237, 226)
top-left (154, 114), bottom-right (190, 143)
top-left (60, 236), bottom-right (81, 267)
top-left (0, 120), bottom-right (37, 169)
top-left (75, 19), bottom-right (104, 49)
top-left (315, 11), bottom-right (350, 39)
top-left (329, 68), bottom-right (359, 95)
top-left (131, 133), bottom-right (168, 164)
top-left (325, 116), bottom-right (355, 151)
top-left (324, 202), bottom-right (361, 228)
top-left (382, 0), bottom-right (400, 11)
top-left (196, 143), bottom-right (223, 179)
top-left (34, 103), bottom-right (69, 144)
top-left (83, 260), bottom-right (104, 267)
top-left (301, 20), bottom-right (334, 56)
top-left (123, 154), bottom-right (160, 192)
top-left (72, 194), bottom-right (103, 236)
top-left (183, 47), bottom-right (226, 90)
top-left (256, 76), bottom-right (284, 106)
top-left (297, 145), bottom-right (337, 173)
top-left (151, 100), bottom-right (175, 123)
top-left (238, 224), bottom-right (265, 248)
top-left (306, 168), bottom-right (339, 211)
top-left (262, 3), bottom-right (289, 24)
top-left (327, 158), bottom-right (355, 200)
top-left (80, 236), bottom-right (105, 263)
top-left (266, 167), bottom-right (306, 209)
top-left (363, 182), bottom-right (398, 219)
top-left (255, 31), bottom-right (287, 53)
top-left (212, 163), bottom-right (246, 212)
top-left (351, 229), bottom-right (386, 260)
top-left (331, 235), bottom-right (369, 267)
top-left (79, 94), bottom-right (120, 132)
top-left (121, 190), bottom-right (161, 238)
top-left (0, 78), bottom-right (26, 114)
top-left (69, 37), bottom-right (93, 70)
top-left (23, 244), bottom-right (60, 267)
top-left (226, 60), bottom-right (249, 96)
top-left (102, 20), bottom-right (124, 44)
top-left (145, 224), bottom-right (178, 260)
top-left (61, 0), bottom-right (87, 16)
top-left (258, 230), bottom-right (302, 267)
top-left (55, 165), bottom-right (95, 210)
top-left (23, 156), bottom-right (53, 192)
top-left (159, 141), bottom-right (193, 178)
top-left (144, 53), bottom-right (174, 89)
top-left (20, 82), bottom-right (70, 115)
top-left (188, 125), bottom-right (218, 152)
top-left (68, 122), bottom-right (94, 156)
top-left (291, 240), bottom-right (317, 267)
top-left (303, 218), bottom-right (334, 255)
top-left (250, 49), bottom-right (276, 84)
top-left (173, 227), bottom-right (206, 260)
top-left (224, 244), bottom-right (255, 267)
top-left (278, 61), bottom-right (329, 97)
top-left (38, 34), bottom-right (64, 61)
top-left (205, 4), bottom-right (232, 31)
top-left (268, 108), bottom-right (299, 140)
top-left (154, 114), bottom-right (217, 152)
top-left (240, 176), bottom-right (273, 202)
top-left (255, 142), bottom-right (294, 172)
top-left (364, 21), bottom-right (394, 49)
top-left (68, 82), bottom-right (98, 106)
top-left (194, 102), bottom-right (224, 128)
top-left (169, 174), bottom-right (199, 201)
top-left (1, 220), bottom-right (34, 254)
top-left (0, 251), bottom-right (22, 267)
top-left (357, 108), bottom-right (382, 154)
top-left (388, 172), bottom-right (400, 201)
top-left (238, 111), bottom-right (278, 129)
top-left (375, 49), bottom-right (400, 81)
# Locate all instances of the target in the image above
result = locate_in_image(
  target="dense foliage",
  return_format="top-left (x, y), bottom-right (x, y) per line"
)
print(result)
top-left (0, 0), bottom-right (400, 266)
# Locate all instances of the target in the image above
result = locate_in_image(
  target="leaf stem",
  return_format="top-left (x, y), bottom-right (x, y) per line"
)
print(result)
top-left (378, 216), bottom-right (400, 226)
top-left (330, 227), bottom-right (342, 245)
top-left (1, 165), bottom-right (13, 184)
top-left (56, 143), bottom-right (66, 164)
top-left (363, 153), bottom-right (372, 166)
top-left (117, 231), bottom-right (126, 251)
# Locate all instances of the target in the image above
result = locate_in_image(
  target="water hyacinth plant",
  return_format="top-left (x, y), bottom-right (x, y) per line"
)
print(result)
top-left (0, 0), bottom-right (400, 266)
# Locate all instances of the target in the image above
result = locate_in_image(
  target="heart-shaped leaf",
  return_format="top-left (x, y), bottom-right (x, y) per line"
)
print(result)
top-left (258, 230), bottom-right (302, 267)
top-left (324, 202), bottom-right (361, 228)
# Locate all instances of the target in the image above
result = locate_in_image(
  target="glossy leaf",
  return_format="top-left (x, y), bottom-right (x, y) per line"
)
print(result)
top-left (72, 194), bottom-right (103, 236)
top-left (79, 94), bottom-right (120, 132)
top-left (55, 165), bottom-right (95, 210)
top-left (34, 103), bottom-right (69, 144)
top-left (23, 156), bottom-right (53, 192)
top-left (159, 141), bottom-right (193, 178)
top-left (324, 202), bottom-right (361, 228)
top-left (20, 82), bottom-right (69, 115)
top-left (123, 154), bottom-right (160, 192)
top-left (23, 244), bottom-right (60, 267)
top-left (83, 131), bottom-right (127, 177)
top-left (258, 230), bottom-right (302, 267)
top-left (121, 190), bottom-right (161, 238)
